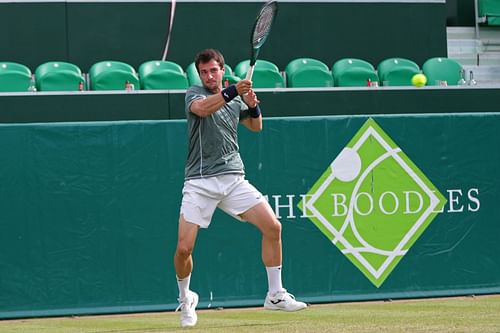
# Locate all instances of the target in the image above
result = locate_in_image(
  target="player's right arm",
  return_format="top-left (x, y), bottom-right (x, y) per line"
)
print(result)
top-left (189, 80), bottom-right (253, 117)
top-left (189, 94), bottom-right (226, 118)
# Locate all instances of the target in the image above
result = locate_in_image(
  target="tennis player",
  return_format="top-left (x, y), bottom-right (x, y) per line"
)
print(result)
top-left (174, 48), bottom-right (307, 328)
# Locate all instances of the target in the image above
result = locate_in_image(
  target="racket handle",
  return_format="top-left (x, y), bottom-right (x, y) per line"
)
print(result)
top-left (245, 65), bottom-right (255, 80)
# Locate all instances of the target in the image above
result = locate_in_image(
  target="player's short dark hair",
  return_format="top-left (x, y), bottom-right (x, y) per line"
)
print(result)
top-left (195, 48), bottom-right (225, 73)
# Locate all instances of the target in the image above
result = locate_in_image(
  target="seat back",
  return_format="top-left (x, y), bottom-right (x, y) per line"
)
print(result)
top-left (250, 69), bottom-right (285, 88)
top-left (332, 58), bottom-right (375, 75)
top-left (139, 60), bottom-right (184, 77)
top-left (186, 62), bottom-right (202, 86)
top-left (335, 67), bottom-right (379, 87)
top-left (285, 58), bottom-right (330, 76)
top-left (332, 58), bottom-right (378, 87)
top-left (89, 61), bottom-right (139, 91)
top-left (139, 60), bottom-right (188, 89)
top-left (35, 61), bottom-right (86, 91)
top-left (0, 62), bottom-right (32, 92)
top-left (377, 57), bottom-right (420, 86)
top-left (234, 59), bottom-right (280, 79)
top-left (288, 67), bottom-right (333, 87)
top-left (222, 64), bottom-right (241, 86)
top-left (422, 57), bottom-right (463, 86)
top-left (285, 58), bottom-right (333, 87)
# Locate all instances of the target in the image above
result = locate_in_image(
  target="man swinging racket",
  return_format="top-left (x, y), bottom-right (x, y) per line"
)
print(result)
top-left (173, 48), bottom-right (307, 328)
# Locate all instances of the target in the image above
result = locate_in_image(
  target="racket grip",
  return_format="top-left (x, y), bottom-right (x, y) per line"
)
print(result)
top-left (245, 66), bottom-right (255, 80)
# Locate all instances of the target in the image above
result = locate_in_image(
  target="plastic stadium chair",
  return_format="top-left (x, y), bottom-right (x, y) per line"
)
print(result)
top-left (89, 61), bottom-right (140, 91)
top-left (186, 62), bottom-right (202, 86)
top-left (377, 57), bottom-right (420, 86)
top-left (285, 58), bottom-right (333, 88)
top-left (0, 62), bottom-right (32, 92)
top-left (35, 61), bottom-right (86, 91)
top-left (222, 64), bottom-right (241, 87)
top-left (422, 57), bottom-right (463, 86)
top-left (247, 69), bottom-right (285, 88)
top-left (234, 59), bottom-right (280, 79)
top-left (139, 60), bottom-right (188, 90)
top-left (234, 60), bottom-right (284, 88)
top-left (332, 58), bottom-right (379, 87)
top-left (286, 58), bottom-right (329, 75)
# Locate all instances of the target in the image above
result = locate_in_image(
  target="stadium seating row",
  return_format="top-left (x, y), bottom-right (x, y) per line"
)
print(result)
top-left (0, 57), bottom-right (465, 92)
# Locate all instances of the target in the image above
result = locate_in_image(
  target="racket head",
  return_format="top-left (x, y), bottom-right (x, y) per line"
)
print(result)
top-left (249, 0), bottom-right (278, 66)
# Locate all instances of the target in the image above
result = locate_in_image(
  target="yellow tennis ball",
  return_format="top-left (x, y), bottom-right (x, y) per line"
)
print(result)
top-left (411, 74), bottom-right (427, 87)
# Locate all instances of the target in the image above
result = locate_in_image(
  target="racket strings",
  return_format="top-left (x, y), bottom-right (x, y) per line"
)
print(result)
top-left (252, 5), bottom-right (276, 47)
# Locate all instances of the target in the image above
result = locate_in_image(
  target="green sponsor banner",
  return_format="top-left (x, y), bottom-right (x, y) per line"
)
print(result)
top-left (1, 114), bottom-right (499, 319)
top-left (298, 118), bottom-right (447, 287)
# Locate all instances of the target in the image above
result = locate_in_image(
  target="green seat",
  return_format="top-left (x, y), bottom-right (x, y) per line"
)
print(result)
top-left (223, 64), bottom-right (235, 76)
top-left (234, 60), bottom-right (283, 88)
top-left (0, 62), bottom-right (32, 92)
top-left (422, 57), bottom-right (463, 86)
top-left (479, 0), bottom-right (500, 25)
top-left (285, 58), bottom-right (333, 87)
top-left (333, 58), bottom-right (375, 73)
top-left (286, 58), bottom-right (329, 75)
top-left (222, 64), bottom-right (241, 86)
top-left (222, 74), bottom-right (241, 86)
top-left (139, 60), bottom-right (188, 90)
top-left (89, 61), bottom-right (139, 91)
top-left (377, 57), bottom-right (420, 86)
top-left (234, 59), bottom-right (280, 79)
top-left (186, 62), bottom-right (202, 86)
top-left (35, 61), bottom-right (86, 91)
top-left (248, 69), bottom-right (285, 88)
top-left (332, 58), bottom-right (379, 87)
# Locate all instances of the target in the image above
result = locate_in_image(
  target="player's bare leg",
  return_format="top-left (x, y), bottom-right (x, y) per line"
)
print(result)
top-left (241, 201), bottom-right (282, 267)
top-left (241, 202), bottom-right (307, 312)
top-left (174, 216), bottom-right (199, 327)
top-left (174, 215), bottom-right (198, 278)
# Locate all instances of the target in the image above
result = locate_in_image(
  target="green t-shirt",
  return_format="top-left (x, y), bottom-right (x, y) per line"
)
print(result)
top-left (184, 85), bottom-right (251, 179)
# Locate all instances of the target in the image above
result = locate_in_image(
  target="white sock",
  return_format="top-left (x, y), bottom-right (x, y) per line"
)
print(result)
top-left (177, 274), bottom-right (191, 300)
top-left (266, 266), bottom-right (283, 295)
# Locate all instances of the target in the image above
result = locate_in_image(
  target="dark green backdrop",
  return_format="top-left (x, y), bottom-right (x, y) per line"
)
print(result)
top-left (0, 1), bottom-right (447, 72)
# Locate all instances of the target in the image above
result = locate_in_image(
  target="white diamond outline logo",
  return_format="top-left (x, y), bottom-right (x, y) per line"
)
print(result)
top-left (300, 118), bottom-right (447, 287)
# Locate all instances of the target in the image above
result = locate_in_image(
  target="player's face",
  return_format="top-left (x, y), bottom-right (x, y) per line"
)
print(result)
top-left (198, 60), bottom-right (225, 93)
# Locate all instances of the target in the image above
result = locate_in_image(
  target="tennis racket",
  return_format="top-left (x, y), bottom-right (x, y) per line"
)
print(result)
top-left (245, 0), bottom-right (278, 80)
top-left (161, 0), bottom-right (177, 61)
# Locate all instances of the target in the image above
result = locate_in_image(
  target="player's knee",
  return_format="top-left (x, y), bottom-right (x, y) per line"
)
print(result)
top-left (266, 219), bottom-right (282, 240)
top-left (176, 242), bottom-right (194, 259)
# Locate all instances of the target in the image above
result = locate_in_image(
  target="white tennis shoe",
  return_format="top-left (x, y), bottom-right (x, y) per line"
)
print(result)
top-left (264, 289), bottom-right (307, 312)
top-left (176, 290), bottom-right (199, 328)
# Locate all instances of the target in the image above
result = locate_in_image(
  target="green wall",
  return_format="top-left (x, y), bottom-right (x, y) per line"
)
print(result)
top-left (1, 87), bottom-right (499, 123)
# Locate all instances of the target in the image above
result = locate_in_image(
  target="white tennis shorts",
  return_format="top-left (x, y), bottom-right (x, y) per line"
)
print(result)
top-left (180, 174), bottom-right (265, 228)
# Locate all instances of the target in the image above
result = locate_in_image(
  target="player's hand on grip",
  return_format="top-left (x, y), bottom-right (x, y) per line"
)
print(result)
top-left (235, 79), bottom-right (253, 96)
top-left (243, 88), bottom-right (259, 108)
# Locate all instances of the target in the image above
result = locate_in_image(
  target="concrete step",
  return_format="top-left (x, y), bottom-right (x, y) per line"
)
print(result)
top-left (446, 26), bottom-right (500, 83)
top-left (447, 39), bottom-right (484, 54)
top-left (447, 26), bottom-right (500, 54)
top-left (447, 27), bottom-right (477, 40)
top-left (449, 52), bottom-right (500, 66)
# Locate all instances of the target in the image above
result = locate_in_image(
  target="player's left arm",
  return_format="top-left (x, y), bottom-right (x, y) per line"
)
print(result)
top-left (240, 88), bottom-right (262, 132)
